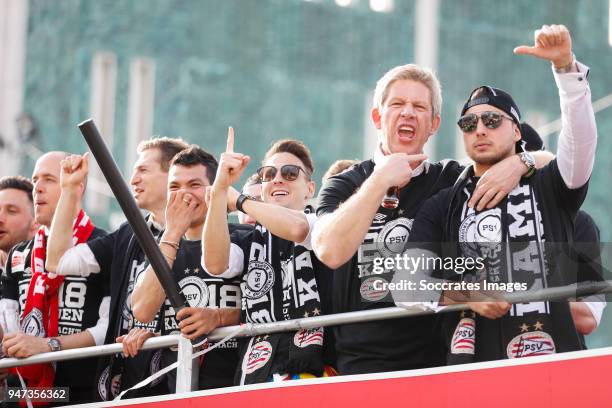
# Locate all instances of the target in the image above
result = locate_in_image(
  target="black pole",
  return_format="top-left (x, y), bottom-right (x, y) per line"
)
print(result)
top-left (78, 118), bottom-right (187, 310)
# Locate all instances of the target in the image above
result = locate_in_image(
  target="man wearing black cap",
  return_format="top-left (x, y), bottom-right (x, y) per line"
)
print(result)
top-left (403, 24), bottom-right (598, 363)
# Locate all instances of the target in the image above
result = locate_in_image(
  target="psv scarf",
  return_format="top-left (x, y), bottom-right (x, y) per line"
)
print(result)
top-left (18, 210), bottom-right (94, 394)
top-left (97, 218), bottom-right (165, 401)
top-left (446, 173), bottom-right (580, 363)
top-left (237, 220), bottom-right (324, 385)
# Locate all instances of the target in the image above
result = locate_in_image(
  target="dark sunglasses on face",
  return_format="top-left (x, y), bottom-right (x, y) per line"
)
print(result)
top-left (457, 111), bottom-right (514, 133)
top-left (256, 164), bottom-right (310, 182)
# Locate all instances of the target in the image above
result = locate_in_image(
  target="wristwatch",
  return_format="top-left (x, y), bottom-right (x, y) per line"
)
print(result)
top-left (236, 194), bottom-right (256, 213)
top-left (47, 338), bottom-right (61, 352)
top-left (519, 152), bottom-right (536, 178)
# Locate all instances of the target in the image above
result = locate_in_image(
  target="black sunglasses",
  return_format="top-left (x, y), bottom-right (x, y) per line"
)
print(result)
top-left (256, 164), bottom-right (310, 182)
top-left (457, 111), bottom-right (514, 133)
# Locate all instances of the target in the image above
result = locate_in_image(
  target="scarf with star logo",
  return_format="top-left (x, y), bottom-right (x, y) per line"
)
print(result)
top-left (236, 213), bottom-right (324, 385)
top-left (443, 169), bottom-right (584, 363)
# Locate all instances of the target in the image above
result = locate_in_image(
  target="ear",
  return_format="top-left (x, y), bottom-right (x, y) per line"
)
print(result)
top-left (429, 114), bottom-right (441, 135)
top-left (371, 108), bottom-right (382, 130)
top-left (305, 180), bottom-right (315, 200)
top-left (513, 124), bottom-right (521, 142)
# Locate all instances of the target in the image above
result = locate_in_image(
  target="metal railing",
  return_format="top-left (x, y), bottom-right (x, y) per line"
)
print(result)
top-left (1, 280), bottom-right (611, 401)
top-left (0, 334), bottom-right (198, 394)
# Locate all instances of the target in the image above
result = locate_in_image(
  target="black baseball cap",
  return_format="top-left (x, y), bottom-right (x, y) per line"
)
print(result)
top-left (461, 86), bottom-right (521, 125)
top-left (461, 85), bottom-right (544, 153)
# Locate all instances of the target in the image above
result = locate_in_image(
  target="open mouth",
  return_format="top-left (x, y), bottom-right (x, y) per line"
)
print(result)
top-left (397, 125), bottom-right (415, 140)
top-left (271, 190), bottom-right (289, 197)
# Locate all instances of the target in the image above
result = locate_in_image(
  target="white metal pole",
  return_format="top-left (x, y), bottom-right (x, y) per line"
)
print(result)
top-left (174, 335), bottom-right (195, 393)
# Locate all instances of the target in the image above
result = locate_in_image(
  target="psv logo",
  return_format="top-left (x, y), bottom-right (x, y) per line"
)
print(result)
top-left (244, 261), bottom-right (275, 300)
top-left (22, 308), bottom-right (44, 337)
top-left (293, 328), bottom-right (324, 348)
top-left (450, 317), bottom-right (475, 355)
top-left (179, 276), bottom-right (209, 307)
top-left (376, 218), bottom-right (413, 258)
top-left (359, 277), bottom-right (388, 302)
top-left (507, 331), bottom-right (556, 358)
top-left (245, 340), bottom-right (273, 374)
top-left (458, 209), bottom-right (502, 258)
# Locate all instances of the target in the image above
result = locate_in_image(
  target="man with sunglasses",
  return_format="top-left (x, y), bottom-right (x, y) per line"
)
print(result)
top-left (401, 24), bottom-right (597, 363)
top-left (203, 130), bottom-right (334, 384)
top-left (312, 25), bottom-right (563, 376)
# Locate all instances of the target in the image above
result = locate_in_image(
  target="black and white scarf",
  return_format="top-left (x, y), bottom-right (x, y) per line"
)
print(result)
top-left (237, 221), bottom-right (324, 385)
top-left (97, 218), bottom-right (165, 400)
top-left (446, 171), bottom-right (581, 363)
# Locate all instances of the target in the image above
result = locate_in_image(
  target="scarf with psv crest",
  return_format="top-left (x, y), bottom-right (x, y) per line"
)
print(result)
top-left (445, 172), bottom-right (581, 364)
top-left (17, 210), bottom-right (94, 403)
top-left (237, 219), bottom-right (324, 385)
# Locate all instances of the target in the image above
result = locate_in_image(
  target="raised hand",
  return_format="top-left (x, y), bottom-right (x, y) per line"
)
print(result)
top-left (164, 190), bottom-right (200, 241)
top-left (60, 153), bottom-right (89, 189)
top-left (514, 24), bottom-right (573, 69)
top-left (214, 127), bottom-right (250, 190)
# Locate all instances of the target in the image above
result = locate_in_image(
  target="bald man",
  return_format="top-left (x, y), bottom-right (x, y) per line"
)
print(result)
top-left (0, 152), bottom-right (109, 404)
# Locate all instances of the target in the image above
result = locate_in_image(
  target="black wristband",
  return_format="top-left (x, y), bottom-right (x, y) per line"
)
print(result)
top-left (236, 194), bottom-right (254, 213)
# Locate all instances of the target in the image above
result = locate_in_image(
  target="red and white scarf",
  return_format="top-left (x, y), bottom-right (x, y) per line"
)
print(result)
top-left (18, 209), bottom-right (94, 396)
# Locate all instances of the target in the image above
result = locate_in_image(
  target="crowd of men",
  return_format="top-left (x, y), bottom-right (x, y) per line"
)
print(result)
top-left (0, 24), bottom-right (606, 405)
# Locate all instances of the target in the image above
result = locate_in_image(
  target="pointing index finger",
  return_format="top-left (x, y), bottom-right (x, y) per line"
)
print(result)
top-left (226, 126), bottom-right (234, 153)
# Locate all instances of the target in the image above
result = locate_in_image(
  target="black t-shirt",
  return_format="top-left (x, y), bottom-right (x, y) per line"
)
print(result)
top-left (87, 219), bottom-right (167, 399)
top-left (316, 159), bottom-right (463, 374)
top-left (409, 159), bottom-right (589, 362)
top-left (87, 220), bottom-right (163, 337)
top-left (1, 227), bottom-right (108, 391)
top-left (159, 238), bottom-right (241, 391)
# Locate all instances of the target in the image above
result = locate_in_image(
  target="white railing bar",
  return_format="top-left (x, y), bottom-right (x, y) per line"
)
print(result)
top-left (208, 304), bottom-right (466, 341)
top-left (2, 280), bottom-right (610, 369)
top-left (0, 334), bottom-right (182, 369)
top-left (209, 280), bottom-right (612, 341)
top-left (0, 305), bottom-right (463, 370)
